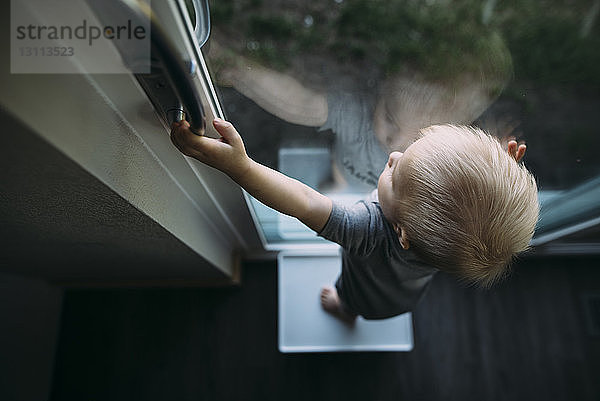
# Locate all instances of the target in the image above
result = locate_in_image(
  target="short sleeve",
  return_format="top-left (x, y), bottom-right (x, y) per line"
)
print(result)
top-left (318, 200), bottom-right (380, 255)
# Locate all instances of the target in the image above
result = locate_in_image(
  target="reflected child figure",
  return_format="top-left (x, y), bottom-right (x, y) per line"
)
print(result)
top-left (208, 39), bottom-right (512, 193)
top-left (171, 119), bottom-right (539, 323)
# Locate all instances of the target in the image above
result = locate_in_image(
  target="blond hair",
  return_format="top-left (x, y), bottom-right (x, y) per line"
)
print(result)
top-left (393, 125), bottom-right (539, 288)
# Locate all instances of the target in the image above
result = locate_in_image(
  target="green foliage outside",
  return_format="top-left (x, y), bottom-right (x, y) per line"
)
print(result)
top-left (209, 0), bottom-right (599, 87)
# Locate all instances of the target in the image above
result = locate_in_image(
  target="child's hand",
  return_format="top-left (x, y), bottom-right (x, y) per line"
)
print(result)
top-left (507, 140), bottom-right (526, 162)
top-left (170, 118), bottom-right (252, 178)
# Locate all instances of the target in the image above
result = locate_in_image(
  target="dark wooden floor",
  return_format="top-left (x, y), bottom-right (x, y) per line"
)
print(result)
top-left (51, 256), bottom-right (600, 401)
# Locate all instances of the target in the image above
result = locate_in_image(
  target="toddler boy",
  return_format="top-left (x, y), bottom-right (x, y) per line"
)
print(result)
top-left (170, 118), bottom-right (539, 323)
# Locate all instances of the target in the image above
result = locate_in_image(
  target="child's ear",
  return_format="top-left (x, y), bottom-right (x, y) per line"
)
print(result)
top-left (393, 224), bottom-right (410, 250)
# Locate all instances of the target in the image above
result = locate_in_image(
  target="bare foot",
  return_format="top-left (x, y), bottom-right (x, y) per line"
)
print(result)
top-left (320, 286), bottom-right (357, 325)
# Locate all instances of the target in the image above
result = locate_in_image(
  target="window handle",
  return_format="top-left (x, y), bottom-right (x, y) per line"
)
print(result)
top-left (123, 0), bottom-right (206, 135)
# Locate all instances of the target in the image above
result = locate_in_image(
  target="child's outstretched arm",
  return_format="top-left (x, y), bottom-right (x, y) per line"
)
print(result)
top-left (170, 118), bottom-right (333, 233)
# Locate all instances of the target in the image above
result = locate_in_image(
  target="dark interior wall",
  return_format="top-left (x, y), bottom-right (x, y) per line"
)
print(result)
top-left (0, 273), bottom-right (63, 401)
top-left (0, 107), bottom-right (230, 285)
top-left (0, 105), bottom-right (234, 401)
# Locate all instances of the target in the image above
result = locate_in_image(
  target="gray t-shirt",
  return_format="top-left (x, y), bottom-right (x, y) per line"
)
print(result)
top-left (319, 91), bottom-right (390, 192)
top-left (318, 199), bottom-right (437, 319)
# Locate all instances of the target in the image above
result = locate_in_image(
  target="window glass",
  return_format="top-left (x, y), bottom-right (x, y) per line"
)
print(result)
top-left (203, 0), bottom-right (600, 246)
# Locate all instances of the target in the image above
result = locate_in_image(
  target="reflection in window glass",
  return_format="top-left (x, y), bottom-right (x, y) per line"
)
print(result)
top-left (203, 0), bottom-right (599, 245)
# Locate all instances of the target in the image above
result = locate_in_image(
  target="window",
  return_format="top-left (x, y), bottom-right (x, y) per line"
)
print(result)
top-left (202, 0), bottom-right (600, 248)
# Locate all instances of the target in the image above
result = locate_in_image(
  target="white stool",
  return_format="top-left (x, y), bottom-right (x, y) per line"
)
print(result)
top-left (278, 251), bottom-right (414, 353)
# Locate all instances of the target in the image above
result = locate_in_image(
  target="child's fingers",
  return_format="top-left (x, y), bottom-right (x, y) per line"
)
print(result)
top-left (170, 124), bottom-right (190, 155)
top-left (170, 121), bottom-right (189, 143)
top-left (173, 122), bottom-right (226, 160)
top-left (170, 119), bottom-right (189, 129)
top-left (171, 123), bottom-right (200, 155)
top-left (507, 140), bottom-right (517, 159)
top-left (212, 118), bottom-right (242, 146)
top-left (505, 138), bottom-right (528, 163)
top-left (515, 144), bottom-right (526, 162)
